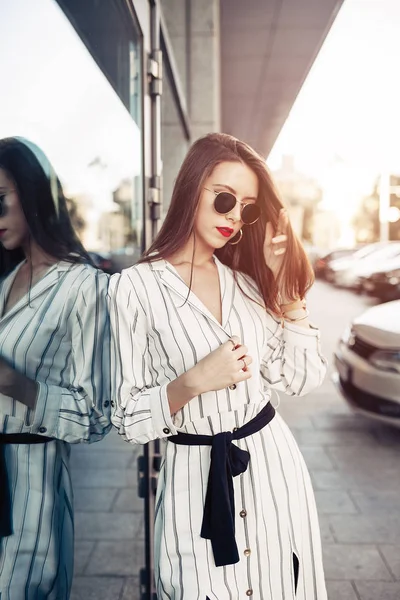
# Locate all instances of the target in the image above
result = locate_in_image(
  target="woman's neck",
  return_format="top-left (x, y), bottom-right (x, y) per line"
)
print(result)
top-left (21, 241), bottom-right (56, 270)
top-left (168, 238), bottom-right (214, 268)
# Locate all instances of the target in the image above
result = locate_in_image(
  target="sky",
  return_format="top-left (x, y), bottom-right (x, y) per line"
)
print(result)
top-left (267, 0), bottom-right (400, 216)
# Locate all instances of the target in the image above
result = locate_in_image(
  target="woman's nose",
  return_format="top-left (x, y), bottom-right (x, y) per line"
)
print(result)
top-left (226, 201), bottom-right (242, 222)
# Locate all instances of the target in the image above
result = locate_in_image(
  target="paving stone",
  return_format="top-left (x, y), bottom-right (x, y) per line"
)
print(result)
top-left (318, 515), bottom-right (335, 543)
top-left (379, 546), bottom-right (400, 579)
top-left (85, 540), bottom-right (144, 576)
top-left (70, 449), bottom-right (134, 469)
top-left (74, 488), bottom-right (118, 512)
top-left (310, 470), bottom-right (345, 491)
top-left (70, 576), bottom-right (124, 600)
top-left (121, 577), bottom-right (141, 600)
top-left (325, 580), bottom-right (359, 600)
top-left (328, 447), bottom-right (400, 470)
top-left (112, 488), bottom-right (145, 513)
top-left (315, 491), bottom-right (358, 515)
top-left (322, 544), bottom-right (392, 580)
top-left (311, 414), bottom-right (374, 431)
top-left (74, 512), bottom-right (140, 540)
top-left (351, 491), bottom-right (400, 514)
top-left (298, 446), bottom-right (335, 470)
top-left (329, 515), bottom-right (400, 544)
top-left (292, 427), bottom-right (375, 447)
top-left (71, 468), bottom-right (136, 489)
top-left (354, 582), bottom-right (400, 600)
top-left (74, 541), bottom-right (95, 575)
top-left (311, 468), bottom-right (400, 492)
top-left (276, 413), bottom-right (315, 430)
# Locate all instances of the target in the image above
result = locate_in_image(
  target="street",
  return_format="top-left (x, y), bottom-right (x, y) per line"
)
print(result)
top-left (70, 280), bottom-right (400, 600)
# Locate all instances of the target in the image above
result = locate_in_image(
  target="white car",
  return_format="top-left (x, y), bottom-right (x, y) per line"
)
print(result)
top-left (328, 242), bottom-right (400, 288)
top-left (333, 300), bottom-right (400, 426)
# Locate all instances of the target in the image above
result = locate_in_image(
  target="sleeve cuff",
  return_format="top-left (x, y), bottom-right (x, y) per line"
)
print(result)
top-left (151, 383), bottom-right (178, 438)
top-left (29, 382), bottom-right (62, 437)
top-left (283, 321), bottom-right (321, 350)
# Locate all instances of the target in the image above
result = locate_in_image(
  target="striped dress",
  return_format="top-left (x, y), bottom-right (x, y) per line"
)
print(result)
top-left (0, 261), bottom-right (111, 600)
top-left (109, 257), bottom-right (328, 600)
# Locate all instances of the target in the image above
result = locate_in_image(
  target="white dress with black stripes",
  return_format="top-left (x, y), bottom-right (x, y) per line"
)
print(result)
top-left (0, 261), bottom-right (111, 600)
top-left (109, 257), bottom-right (328, 600)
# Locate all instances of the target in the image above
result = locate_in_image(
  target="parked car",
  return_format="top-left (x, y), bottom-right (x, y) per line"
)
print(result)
top-left (326, 241), bottom-right (400, 288)
top-left (314, 247), bottom-right (360, 279)
top-left (333, 300), bottom-right (400, 426)
top-left (359, 255), bottom-right (400, 301)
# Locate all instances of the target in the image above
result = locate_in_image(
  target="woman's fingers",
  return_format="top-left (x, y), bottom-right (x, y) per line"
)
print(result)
top-left (232, 345), bottom-right (248, 359)
top-left (226, 335), bottom-right (241, 350)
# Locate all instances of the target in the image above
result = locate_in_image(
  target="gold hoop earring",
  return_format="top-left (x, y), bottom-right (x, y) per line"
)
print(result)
top-left (228, 229), bottom-right (243, 245)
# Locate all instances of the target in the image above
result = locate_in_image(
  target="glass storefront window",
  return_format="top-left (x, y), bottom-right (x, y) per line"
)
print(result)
top-left (1, 0), bottom-right (143, 272)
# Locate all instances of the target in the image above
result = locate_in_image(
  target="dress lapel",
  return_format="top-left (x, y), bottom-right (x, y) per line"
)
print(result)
top-left (0, 262), bottom-right (72, 324)
top-left (151, 258), bottom-right (233, 333)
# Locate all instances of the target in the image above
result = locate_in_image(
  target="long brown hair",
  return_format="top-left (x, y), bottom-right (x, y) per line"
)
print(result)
top-left (141, 133), bottom-right (314, 315)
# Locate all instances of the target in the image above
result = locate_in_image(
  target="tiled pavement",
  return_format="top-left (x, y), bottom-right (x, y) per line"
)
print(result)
top-left (69, 281), bottom-right (400, 599)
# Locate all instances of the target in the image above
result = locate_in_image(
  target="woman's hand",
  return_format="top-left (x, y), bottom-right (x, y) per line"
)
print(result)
top-left (0, 356), bottom-right (38, 409)
top-left (166, 336), bottom-right (252, 415)
top-left (263, 208), bottom-right (289, 280)
top-left (192, 335), bottom-right (253, 395)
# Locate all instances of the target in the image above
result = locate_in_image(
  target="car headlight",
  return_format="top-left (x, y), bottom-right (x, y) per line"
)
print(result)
top-left (370, 350), bottom-right (400, 373)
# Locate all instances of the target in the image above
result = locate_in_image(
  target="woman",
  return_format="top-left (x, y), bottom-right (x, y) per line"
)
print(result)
top-left (109, 133), bottom-right (327, 599)
top-left (0, 137), bottom-right (111, 599)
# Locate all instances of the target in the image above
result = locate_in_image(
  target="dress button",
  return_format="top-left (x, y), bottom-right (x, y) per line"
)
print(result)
top-left (239, 509), bottom-right (247, 518)
top-left (229, 384), bottom-right (236, 390)
top-left (104, 401), bottom-right (110, 407)
top-left (110, 401), bottom-right (115, 407)
top-left (244, 548), bottom-right (251, 557)
top-left (163, 427), bottom-right (170, 434)
top-left (246, 590), bottom-right (253, 597)
top-left (38, 427), bottom-right (47, 433)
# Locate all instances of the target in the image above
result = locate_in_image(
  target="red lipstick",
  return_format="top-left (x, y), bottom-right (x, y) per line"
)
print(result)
top-left (216, 227), bottom-right (234, 238)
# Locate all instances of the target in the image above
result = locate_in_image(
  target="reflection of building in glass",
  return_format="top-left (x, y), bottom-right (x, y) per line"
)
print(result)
top-left (0, 0), bottom-right (143, 267)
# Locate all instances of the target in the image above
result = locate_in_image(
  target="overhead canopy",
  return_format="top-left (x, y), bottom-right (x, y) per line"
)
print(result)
top-left (220, 0), bottom-right (344, 156)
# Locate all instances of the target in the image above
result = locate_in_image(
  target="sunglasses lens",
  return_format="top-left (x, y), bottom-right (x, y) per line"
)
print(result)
top-left (214, 192), bottom-right (236, 214)
top-left (241, 204), bottom-right (260, 224)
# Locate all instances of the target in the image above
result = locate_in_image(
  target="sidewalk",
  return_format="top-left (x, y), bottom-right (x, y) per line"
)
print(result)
top-left (70, 430), bottom-right (144, 600)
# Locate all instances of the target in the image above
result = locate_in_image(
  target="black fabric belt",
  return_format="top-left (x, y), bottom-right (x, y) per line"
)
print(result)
top-left (0, 433), bottom-right (54, 538)
top-left (168, 402), bottom-right (275, 567)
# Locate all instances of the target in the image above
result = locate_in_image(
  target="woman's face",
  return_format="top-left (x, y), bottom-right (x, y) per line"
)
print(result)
top-left (0, 168), bottom-right (30, 250)
top-left (194, 160), bottom-right (259, 251)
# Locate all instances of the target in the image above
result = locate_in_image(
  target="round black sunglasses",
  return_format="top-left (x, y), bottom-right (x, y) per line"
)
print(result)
top-left (205, 188), bottom-right (260, 225)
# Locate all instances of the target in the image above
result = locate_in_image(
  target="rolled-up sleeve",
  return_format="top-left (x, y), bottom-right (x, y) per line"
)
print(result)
top-left (30, 269), bottom-right (111, 443)
top-left (261, 313), bottom-right (327, 396)
top-left (108, 271), bottom-right (177, 445)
